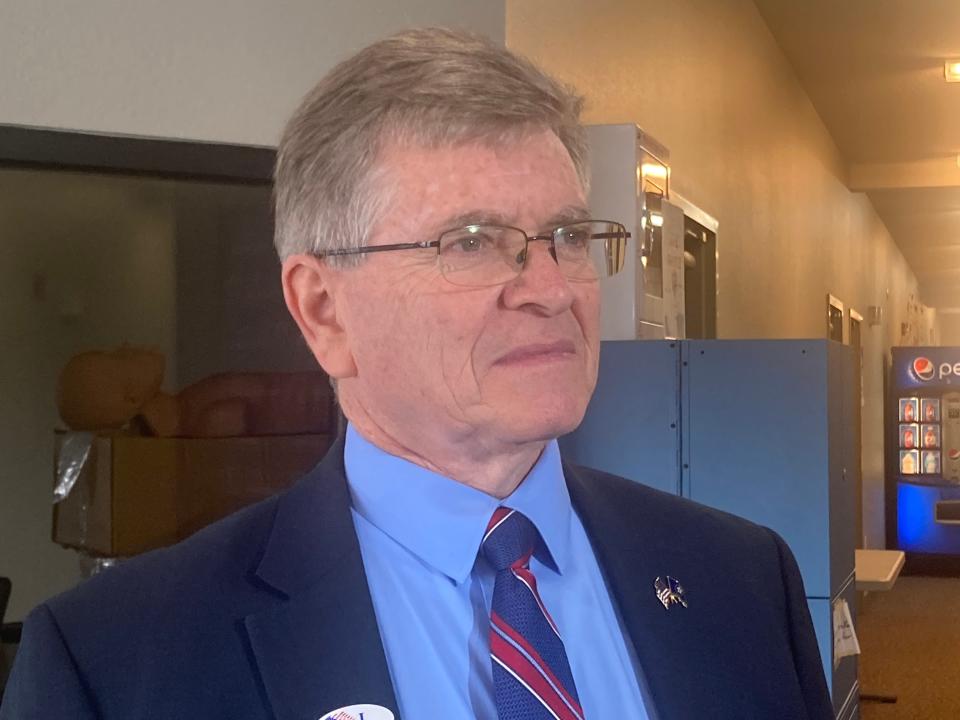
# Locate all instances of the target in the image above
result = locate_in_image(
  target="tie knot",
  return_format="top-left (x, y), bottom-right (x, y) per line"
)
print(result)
top-left (481, 508), bottom-right (539, 571)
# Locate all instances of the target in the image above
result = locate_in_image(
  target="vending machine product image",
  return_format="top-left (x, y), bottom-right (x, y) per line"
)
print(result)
top-left (890, 348), bottom-right (960, 556)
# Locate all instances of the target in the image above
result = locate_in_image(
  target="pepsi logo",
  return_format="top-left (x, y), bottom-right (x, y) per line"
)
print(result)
top-left (950, 449), bottom-right (960, 461)
top-left (912, 357), bottom-right (936, 382)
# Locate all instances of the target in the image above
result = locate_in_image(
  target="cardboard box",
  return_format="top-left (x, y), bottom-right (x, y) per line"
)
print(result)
top-left (53, 431), bottom-right (333, 557)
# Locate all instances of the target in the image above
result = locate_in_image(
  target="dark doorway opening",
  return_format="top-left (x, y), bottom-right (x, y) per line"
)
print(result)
top-left (683, 215), bottom-right (717, 339)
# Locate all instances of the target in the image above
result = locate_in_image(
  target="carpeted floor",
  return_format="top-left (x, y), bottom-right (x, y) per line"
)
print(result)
top-left (857, 576), bottom-right (960, 719)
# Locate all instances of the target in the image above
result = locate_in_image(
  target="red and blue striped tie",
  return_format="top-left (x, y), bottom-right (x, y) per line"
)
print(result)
top-left (482, 507), bottom-right (585, 720)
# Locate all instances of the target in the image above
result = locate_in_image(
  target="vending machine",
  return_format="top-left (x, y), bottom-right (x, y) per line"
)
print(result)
top-left (890, 347), bottom-right (960, 556)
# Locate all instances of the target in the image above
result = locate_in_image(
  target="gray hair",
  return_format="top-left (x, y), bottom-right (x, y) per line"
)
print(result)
top-left (273, 27), bottom-right (588, 262)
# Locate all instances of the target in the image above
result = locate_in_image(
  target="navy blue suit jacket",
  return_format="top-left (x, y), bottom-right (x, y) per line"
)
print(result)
top-left (1, 438), bottom-right (832, 719)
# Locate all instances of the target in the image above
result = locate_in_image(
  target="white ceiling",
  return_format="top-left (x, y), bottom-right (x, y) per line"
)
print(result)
top-left (754, 0), bottom-right (960, 310)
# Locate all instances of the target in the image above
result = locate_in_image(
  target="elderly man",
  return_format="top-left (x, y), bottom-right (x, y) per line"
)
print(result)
top-left (1, 29), bottom-right (832, 720)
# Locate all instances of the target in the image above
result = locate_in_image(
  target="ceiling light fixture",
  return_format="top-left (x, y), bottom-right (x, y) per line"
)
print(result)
top-left (945, 61), bottom-right (960, 82)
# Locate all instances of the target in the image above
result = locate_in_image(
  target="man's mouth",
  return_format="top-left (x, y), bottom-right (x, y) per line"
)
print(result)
top-left (494, 340), bottom-right (578, 366)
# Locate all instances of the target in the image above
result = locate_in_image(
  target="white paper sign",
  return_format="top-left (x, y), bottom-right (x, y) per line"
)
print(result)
top-left (832, 598), bottom-right (861, 669)
top-left (318, 705), bottom-right (394, 720)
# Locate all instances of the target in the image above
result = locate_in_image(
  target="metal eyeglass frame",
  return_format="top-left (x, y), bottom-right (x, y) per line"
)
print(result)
top-left (315, 219), bottom-right (631, 275)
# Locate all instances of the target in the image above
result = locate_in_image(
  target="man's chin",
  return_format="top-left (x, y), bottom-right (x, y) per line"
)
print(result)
top-left (488, 393), bottom-right (589, 445)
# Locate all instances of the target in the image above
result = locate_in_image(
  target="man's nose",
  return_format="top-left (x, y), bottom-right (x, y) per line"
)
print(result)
top-left (502, 240), bottom-right (575, 315)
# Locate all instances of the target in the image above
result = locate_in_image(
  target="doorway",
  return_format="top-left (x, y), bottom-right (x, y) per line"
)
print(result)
top-left (850, 309), bottom-right (865, 548)
top-left (683, 216), bottom-right (717, 339)
top-left (671, 193), bottom-right (718, 340)
top-left (0, 125), bottom-right (302, 620)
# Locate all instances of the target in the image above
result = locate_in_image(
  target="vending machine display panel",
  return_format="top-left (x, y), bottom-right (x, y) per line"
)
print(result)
top-left (944, 393), bottom-right (960, 483)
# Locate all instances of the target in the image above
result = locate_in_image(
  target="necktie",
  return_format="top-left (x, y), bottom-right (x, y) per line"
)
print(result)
top-left (481, 507), bottom-right (585, 720)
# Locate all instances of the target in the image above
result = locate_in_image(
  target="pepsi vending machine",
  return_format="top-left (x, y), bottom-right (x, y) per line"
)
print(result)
top-left (891, 347), bottom-right (960, 557)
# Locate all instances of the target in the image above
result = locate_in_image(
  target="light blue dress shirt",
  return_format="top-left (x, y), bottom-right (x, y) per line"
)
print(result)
top-left (344, 424), bottom-right (652, 719)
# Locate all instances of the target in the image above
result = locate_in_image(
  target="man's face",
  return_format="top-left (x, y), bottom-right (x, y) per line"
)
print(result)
top-left (334, 129), bottom-right (600, 451)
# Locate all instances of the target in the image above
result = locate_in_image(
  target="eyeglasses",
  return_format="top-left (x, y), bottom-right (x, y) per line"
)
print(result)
top-left (316, 219), bottom-right (631, 288)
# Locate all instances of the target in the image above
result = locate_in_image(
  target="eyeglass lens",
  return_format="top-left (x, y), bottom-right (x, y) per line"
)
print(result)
top-left (437, 221), bottom-right (628, 287)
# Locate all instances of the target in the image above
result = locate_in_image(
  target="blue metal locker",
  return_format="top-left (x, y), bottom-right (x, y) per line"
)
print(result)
top-left (682, 340), bottom-right (855, 599)
top-left (562, 339), bottom-right (859, 718)
top-left (559, 340), bottom-right (681, 496)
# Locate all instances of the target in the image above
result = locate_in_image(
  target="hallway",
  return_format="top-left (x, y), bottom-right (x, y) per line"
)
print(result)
top-left (859, 576), bottom-right (960, 719)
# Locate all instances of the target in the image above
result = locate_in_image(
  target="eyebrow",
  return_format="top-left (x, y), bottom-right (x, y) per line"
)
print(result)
top-left (435, 205), bottom-right (592, 235)
top-left (543, 205), bottom-right (592, 228)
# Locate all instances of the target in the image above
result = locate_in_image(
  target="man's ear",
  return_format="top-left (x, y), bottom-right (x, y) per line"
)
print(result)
top-left (281, 254), bottom-right (357, 379)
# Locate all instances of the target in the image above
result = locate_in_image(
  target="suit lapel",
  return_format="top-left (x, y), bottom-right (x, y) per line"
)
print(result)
top-left (243, 438), bottom-right (400, 720)
top-left (565, 463), bottom-right (702, 720)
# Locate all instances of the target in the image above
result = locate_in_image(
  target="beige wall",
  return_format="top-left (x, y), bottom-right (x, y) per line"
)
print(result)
top-left (0, 0), bottom-right (505, 145)
top-left (509, 0), bottom-right (936, 548)
top-left (940, 315), bottom-right (960, 346)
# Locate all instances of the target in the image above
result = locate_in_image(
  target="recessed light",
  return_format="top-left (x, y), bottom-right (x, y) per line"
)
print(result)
top-left (945, 61), bottom-right (960, 82)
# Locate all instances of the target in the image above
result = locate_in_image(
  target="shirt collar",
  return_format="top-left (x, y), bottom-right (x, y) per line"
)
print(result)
top-left (343, 423), bottom-right (572, 584)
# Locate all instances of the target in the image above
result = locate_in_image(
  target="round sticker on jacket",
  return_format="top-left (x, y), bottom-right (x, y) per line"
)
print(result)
top-left (318, 705), bottom-right (395, 720)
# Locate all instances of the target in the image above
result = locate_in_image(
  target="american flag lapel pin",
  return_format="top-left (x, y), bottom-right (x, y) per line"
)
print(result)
top-left (654, 576), bottom-right (688, 609)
